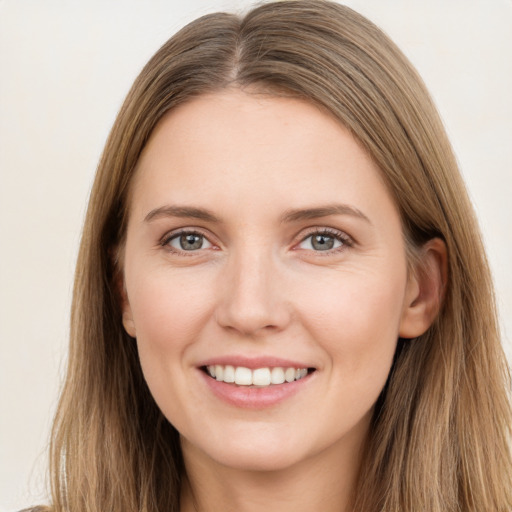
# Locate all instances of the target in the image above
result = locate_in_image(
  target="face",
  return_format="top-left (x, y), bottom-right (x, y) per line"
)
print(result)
top-left (121, 89), bottom-right (421, 473)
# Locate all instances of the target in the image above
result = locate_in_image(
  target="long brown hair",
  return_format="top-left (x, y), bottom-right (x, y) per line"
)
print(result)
top-left (43, 1), bottom-right (512, 510)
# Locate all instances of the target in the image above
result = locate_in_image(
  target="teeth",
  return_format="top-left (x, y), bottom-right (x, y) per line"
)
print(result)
top-left (223, 365), bottom-right (235, 383)
top-left (205, 365), bottom-right (310, 387)
top-left (271, 367), bottom-right (285, 384)
top-left (234, 366), bottom-right (252, 385)
top-left (285, 367), bottom-right (296, 383)
top-left (252, 368), bottom-right (271, 386)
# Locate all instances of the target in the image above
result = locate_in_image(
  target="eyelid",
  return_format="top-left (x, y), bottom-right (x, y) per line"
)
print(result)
top-left (158, 225), bottom-right (354, 255)
top-left (160, 227), bottom-right (218, 253)
top-left (293, 226), bottom-right (354, 252)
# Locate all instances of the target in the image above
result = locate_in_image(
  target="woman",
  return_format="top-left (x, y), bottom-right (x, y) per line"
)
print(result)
top-left (28, 1), bottom-right (512, 511)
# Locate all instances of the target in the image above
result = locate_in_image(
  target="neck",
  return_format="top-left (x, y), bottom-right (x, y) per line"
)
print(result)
top-left (180, 433), bottom-right (365, 512)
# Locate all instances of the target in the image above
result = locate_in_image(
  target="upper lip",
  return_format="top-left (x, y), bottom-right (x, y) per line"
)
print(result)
top-left (197, 355), bottom-right (315, 370)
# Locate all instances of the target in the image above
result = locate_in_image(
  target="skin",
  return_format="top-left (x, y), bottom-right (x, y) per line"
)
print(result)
top-left (121, 89), bottom-right (444, 512)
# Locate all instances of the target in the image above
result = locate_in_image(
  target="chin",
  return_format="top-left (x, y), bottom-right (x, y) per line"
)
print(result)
top-left (182, 430), bottom-right (310, 473)
top-left (213, 448), bottom-right (304, 473)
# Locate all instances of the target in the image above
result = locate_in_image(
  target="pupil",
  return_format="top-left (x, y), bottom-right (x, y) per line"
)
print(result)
top-left (180, 233), bottom-right (202, 250)
top-left (312, 234), bottom-right (334, 251)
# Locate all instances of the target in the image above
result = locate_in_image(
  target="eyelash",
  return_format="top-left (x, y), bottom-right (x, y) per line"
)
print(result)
top-left (295, 227), bottom-right (353, 254)
top-left (160, 227), bottom-right (353, 255)
top-left (160, 229), bottom-right (214, 255)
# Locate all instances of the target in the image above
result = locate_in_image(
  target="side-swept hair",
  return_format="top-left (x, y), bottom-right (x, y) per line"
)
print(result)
top-left (43, 2), bottom-right (511, 511)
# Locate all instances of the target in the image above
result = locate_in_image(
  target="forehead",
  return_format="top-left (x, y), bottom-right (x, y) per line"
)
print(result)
top-left (129, 89), bottom-right (397, 223)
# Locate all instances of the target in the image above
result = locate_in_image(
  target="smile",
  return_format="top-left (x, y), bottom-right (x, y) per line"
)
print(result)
top-left (205, 365), bottom-right (312, 387)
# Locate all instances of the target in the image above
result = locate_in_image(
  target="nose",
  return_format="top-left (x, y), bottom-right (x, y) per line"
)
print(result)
top-left (215, 247), bottom-right (292, 337)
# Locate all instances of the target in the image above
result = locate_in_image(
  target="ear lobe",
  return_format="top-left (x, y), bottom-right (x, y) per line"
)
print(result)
top-left (111, 244), bottom-right (136, 338)
top-left (117, 275), bottom-right (136, 338)
top-left (399, 238), bottom-right (447, 339)
top-left (122, 303), bottom-right (137, 338)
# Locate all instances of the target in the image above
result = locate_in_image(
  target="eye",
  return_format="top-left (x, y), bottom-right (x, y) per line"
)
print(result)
top-left (297, 230), bottom-right (349, 252)
top-left (166, 231), bottom-right (213, 252)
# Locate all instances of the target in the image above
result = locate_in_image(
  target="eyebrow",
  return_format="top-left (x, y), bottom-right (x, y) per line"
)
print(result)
top-left (280, 204), bottom-right (371, 224)
top-left (144, 205), bottom-right (221, 223)
top-left (144, 203), bottom-right (371, 225)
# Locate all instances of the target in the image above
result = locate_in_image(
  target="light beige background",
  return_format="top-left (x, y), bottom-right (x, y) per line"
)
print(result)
top-left (1, 1), bottom-right (511, 510)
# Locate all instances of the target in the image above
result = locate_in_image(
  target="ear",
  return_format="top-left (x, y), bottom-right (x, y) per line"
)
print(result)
top-left (399, 238), bottom-right (447, 339)
top-left (117, 274), bottom-right (137, 338)
top-left (121, 297), bottom-right (137, 338)
top-left (111, 244), bottom-right (137, 338)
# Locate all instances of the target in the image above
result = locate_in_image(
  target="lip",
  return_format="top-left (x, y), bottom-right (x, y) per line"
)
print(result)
top-left (196, 356), bottom-right (316, 409)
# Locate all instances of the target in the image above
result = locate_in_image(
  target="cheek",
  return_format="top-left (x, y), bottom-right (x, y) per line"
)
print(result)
top-left (127, 269), bottom-right (217, 423)
top-left (126, 267), bottom-right (216, 358)
top-left (305, 274), bottom-right (405, 432)
top-left (297, 267), bottom-right (406, 377)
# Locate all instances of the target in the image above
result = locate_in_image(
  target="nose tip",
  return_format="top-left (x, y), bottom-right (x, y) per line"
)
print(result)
top-left (214, 255), bottom-right (291, 337)
top-left (216, 303), bottom-right (282, 337)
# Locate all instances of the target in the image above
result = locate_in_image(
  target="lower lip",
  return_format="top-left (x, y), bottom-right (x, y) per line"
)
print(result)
top-left (199, 370), bottom-right (314, 409)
